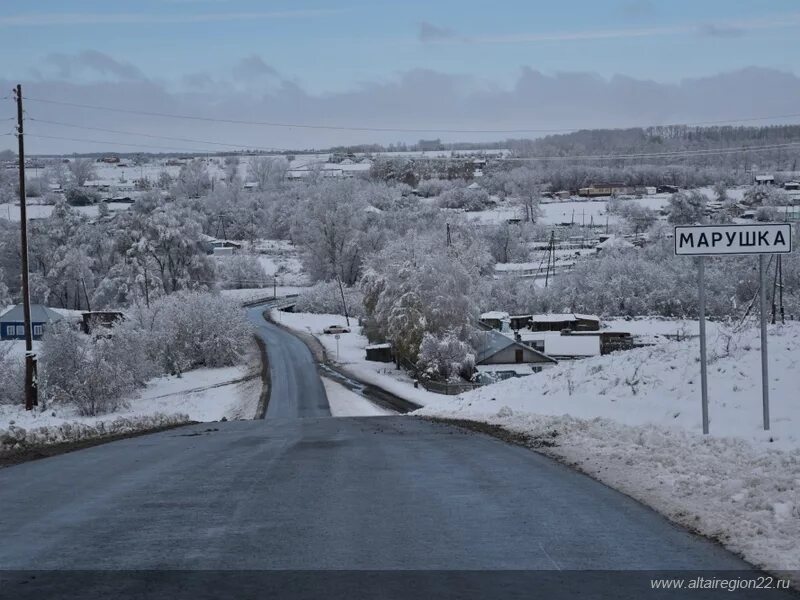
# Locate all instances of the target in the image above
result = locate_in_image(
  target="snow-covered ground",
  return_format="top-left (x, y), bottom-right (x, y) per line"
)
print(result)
top-left (1, 341), bottom-right (261, 443)
top-left (273, 310), bottom-right (445, 408)
top-left (322, 377), bottom-right (394, 417)
top-left (417, 322), bottom-right (800, 573)
top-left (0, 201), bottom-right (131, 222)
top-left (466, 195), bottom-right (671, 227)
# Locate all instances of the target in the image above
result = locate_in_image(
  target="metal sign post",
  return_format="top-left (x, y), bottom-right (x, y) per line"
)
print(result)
top-left (697, 256), bottom-right (709, 434)
top-left (675, 223), bottom-right (792, 434)
top-left (759, 255), bottom-right (770, 430)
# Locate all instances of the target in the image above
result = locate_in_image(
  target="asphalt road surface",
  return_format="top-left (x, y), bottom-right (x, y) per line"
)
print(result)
top-left (0, 305), bottom-right (792, 599)
top-left (246, 306), bottom-right (330, 418)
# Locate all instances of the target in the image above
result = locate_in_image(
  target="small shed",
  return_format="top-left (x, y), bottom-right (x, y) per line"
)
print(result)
top-left (81, 311), bottom-right (124, 335)
top-left (0, 304), bottom-right (63, 340)
top-left (479, 311), bottom-right (510, 331)
top-left (365, 343), bottom-right (393, 363)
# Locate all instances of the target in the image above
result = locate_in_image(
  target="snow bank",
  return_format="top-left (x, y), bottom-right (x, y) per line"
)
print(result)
top-left (322, 377), bottom-right (394, 417)
top-left (0, 413), bottom-right (190, 454)
top-left (418, 323), bottom-right (800, 573)
top-left (428, 323), bottom-right (800, 448)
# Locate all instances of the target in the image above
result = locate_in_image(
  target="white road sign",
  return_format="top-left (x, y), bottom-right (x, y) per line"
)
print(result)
top-left (674, 223), bottom-right (792, 256)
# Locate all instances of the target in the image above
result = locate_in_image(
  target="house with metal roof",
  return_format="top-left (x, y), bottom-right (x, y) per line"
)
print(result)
top-left (473, 329), bottom-right (557, 382)
top-left (0, 304), bottom-right (63, 340)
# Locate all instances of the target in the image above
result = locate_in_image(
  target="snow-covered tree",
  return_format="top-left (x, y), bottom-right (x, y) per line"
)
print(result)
top-left (293, 280), bottom-right (365, 317)
top-left (0, 267), bottom-right (10, 306)
top-left (174, 159), bottom-right (211, 198)
top-left (294, 180), bottom-right (368, 285)
top-left (667, 191), bottom-right (707, 225)
top-left (0, 342), bottom-right (23, 406)
top-left (484, 222), bottom-right (529, 264)
top-left (361, 227), bottom-right (487, 360)
top-left (507, 167), bottom-right (546, 222)
top-left (217, 254), bottom-right (269, 289)
top-left (247, 156), bottom-right (289, 190)
top-left (417, 331), bottom-right (475, 381)
top-left (67, 158), bottom-right (96, 187)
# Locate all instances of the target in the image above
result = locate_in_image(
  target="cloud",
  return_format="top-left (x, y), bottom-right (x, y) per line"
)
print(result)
top-left (232, 55), bottom-right (279, 81)
top-left (416, 11), bottom-right (800, 45)
top-left (619, 0), bottom-right (655, 18)
top-left (8, 64), bottom-right (800, 155)
top-left (41, 50), bottom-right (145, 80)
top-left (698, 23), bottom-right (746, 38)
top-left (417, 21), bottom-right (458, 43)
top-left (0, 9), bottom-right (344, 27)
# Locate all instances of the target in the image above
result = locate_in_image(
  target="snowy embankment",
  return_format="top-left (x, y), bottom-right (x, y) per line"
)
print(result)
top-left (272, 310), bottom-right (444, 408)
top-left (0, 341), bottom-right (262, 455)
top-left (322, 377), bottom-right (394, 417)
top-left (418, 323), bottom-right (800, 573)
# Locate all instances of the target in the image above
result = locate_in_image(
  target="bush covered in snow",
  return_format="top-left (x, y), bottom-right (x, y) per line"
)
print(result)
top-left (294, 280), bottom-right (365, 318)
top-left (123, 291), bottom-right (251, 376)
top-left (0, 343), bottom-right (24, 406)
top-left (417, 331), bottom-right (475, 381)
top-left (40, 322), bottom-right (141, 416)
top-left (436, 187), bottom-right (493, 211)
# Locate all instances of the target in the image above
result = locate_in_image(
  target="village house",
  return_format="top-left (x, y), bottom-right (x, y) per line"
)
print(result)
top-left (0, 304), bottom-right (63, 341)
top-left (473, 329), bottom-right (557, 382)
top-left (754, 174), bottom-right (775, 186)
top-left (527, 313), bottom-right (600, 332)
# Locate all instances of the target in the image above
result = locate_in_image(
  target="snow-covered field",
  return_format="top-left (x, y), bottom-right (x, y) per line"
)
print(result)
top-left (0, 201), bottom-right (131, 222)
top-left (273, 310), bottom-right (445, 408)
top-left (466, 195), bottom-right (672, 226)
top-left (417, 323), bottom-right (800, 573)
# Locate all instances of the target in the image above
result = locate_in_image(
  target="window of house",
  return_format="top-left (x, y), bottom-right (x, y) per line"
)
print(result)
top-left (33, 325), bottom-right (43, 336)
top-left (15, 325), bottom-right (24, 336)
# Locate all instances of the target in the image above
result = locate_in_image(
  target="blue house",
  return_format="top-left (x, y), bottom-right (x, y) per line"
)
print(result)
top-left (0, 304), bottom-right (63, 341)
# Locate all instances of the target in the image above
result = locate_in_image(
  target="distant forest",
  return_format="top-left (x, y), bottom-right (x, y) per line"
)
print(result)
top-left (334, 124), bottom-right (800, 173)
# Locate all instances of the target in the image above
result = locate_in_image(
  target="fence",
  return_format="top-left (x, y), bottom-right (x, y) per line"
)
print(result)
top-left (418, 380), bottom-right (483, 396)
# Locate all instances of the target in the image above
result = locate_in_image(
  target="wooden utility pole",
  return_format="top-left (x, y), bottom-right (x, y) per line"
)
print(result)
top-left (14, 84), bottom-right (37, 410)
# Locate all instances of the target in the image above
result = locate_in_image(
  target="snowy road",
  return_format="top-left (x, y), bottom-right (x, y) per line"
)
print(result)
top-left (246, 305), bottom-right (331, 418)
top-left (0, 305), bottom-right (789, 599)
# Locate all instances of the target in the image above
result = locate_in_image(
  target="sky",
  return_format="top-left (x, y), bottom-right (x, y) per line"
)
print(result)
top-left (2, 0), bottom-right (800, 153)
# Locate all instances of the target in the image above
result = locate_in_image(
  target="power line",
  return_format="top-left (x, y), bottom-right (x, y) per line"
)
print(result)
top-left (25, 133), bottom-right (213, 153)
top-left (23, 96), bottom-right (576, 134)
top-left (28, 117), bottom-right (285, 153)
top-left (22, 95), bottom-right (800, 134)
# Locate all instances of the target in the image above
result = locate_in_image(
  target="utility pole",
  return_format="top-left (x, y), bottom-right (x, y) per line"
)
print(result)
top-left (14, 84), bottom-right (37, 411)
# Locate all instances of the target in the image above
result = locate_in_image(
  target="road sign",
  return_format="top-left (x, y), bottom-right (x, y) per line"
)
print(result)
top-left (674, 223), bottom-right (792, 256)
top-left (675, 222), bottom-right (794, 434)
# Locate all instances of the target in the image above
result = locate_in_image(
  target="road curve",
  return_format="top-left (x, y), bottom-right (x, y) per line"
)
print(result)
top-left (246, 306), bottom-right (330, 419)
